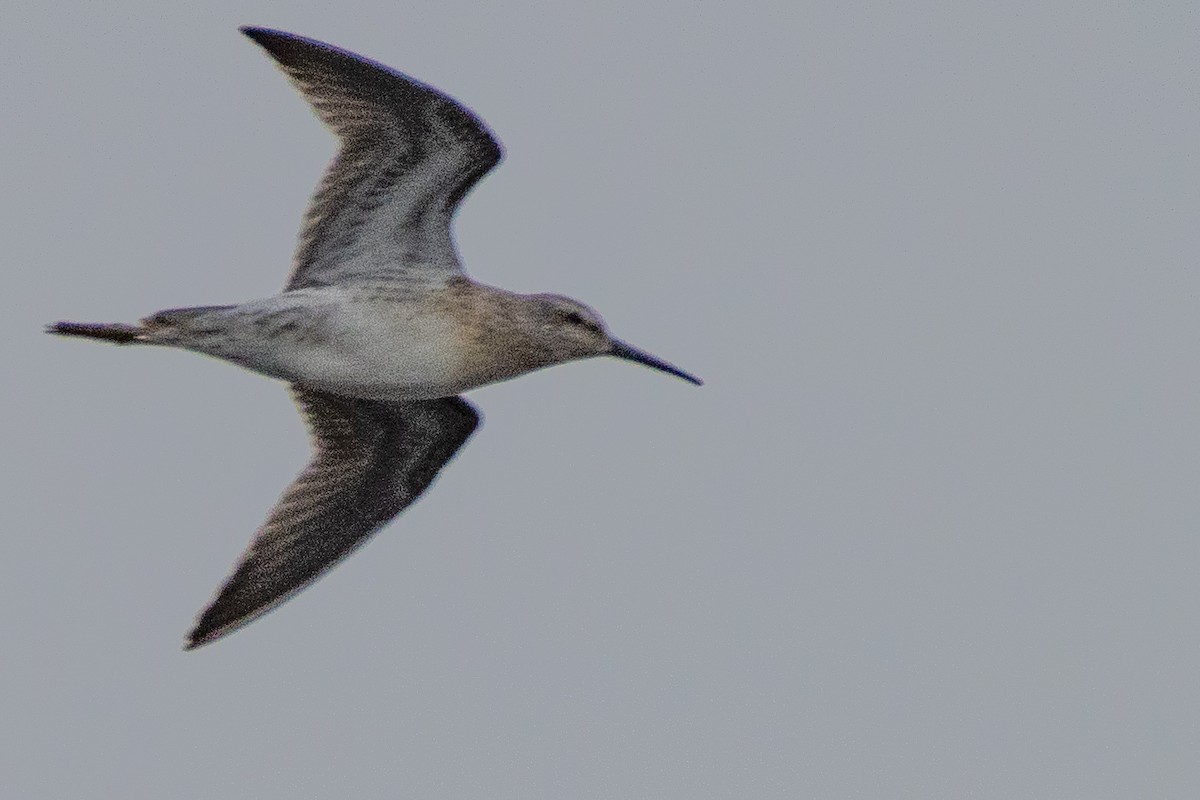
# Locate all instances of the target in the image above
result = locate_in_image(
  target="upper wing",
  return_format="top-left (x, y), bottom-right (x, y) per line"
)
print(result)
top-left (185, 388), bottom-right (480, 649)
top-left (241, 27), bottom-right (503, 290)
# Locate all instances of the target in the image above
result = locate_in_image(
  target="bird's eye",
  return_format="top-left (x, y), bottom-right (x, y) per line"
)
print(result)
top-left (556, 308), bottom-right (601, 333)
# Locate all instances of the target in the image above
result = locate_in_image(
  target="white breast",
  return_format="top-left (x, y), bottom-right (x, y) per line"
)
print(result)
top-left (284, 290), bottom-right (471, 401)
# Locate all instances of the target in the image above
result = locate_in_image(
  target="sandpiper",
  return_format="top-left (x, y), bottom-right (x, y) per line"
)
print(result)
top-left (49, 27), bottom-right (700, 650)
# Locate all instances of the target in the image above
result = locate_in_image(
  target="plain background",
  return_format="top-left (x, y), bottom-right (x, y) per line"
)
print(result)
top-left (3, 1), bottom-right (1198, 797)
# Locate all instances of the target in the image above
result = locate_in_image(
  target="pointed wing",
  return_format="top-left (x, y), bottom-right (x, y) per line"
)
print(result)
top-left (241, 27), bottom-right (503, 290)
top-left (185, 388), bottom-right (480, 649)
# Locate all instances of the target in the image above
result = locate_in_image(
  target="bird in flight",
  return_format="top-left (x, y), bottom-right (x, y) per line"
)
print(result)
top-left (49, 27), bottom-right (701, 649)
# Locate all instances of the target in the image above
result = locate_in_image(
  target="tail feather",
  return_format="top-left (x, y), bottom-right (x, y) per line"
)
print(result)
top-left (47, 321), bottom-right (143, 344)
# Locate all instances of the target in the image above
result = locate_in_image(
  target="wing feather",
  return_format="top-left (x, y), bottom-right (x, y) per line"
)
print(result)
top-left (185, 388), bottom-right (480, 649)
top-left (241, 27), bottom-right (503, 289)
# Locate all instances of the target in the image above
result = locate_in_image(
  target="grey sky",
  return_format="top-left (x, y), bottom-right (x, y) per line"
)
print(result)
top-left (3, 1), bottom-right (1199, 797)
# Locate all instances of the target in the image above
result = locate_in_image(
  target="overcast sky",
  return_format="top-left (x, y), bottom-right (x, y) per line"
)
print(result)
top-left (3, 1), bottom-right (1199, 797)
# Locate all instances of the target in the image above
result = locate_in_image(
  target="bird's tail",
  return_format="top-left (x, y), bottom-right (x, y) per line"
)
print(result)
top-left (46, 320), bottom-right (144, 344)
top-left (47, 305), bottom-right (239, 346)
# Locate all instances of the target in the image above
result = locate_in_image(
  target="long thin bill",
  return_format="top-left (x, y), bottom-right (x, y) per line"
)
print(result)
top-left (610, 339), bottom-right (703, 386)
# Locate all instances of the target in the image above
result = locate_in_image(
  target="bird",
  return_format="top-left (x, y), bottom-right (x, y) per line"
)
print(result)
top-left (48, 27), bottom-right (701, 650)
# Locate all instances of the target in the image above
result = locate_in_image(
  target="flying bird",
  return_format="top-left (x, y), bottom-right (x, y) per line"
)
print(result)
top-left (49, 27), bottom-right (700, 649)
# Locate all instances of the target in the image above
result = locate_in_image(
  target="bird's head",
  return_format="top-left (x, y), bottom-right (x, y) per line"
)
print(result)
top-left (528, 294), bottom-right (702, 385)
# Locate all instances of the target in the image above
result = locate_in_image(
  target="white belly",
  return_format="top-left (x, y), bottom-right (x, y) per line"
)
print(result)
top-left (217, 288), bottom-right (473, 401)
top-left (293, 301), bottom-right (470, 400)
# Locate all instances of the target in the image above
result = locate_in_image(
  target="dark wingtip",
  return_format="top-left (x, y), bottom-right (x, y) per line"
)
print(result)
top-left (182, 634), bottom-right (210, 652)
top-left (183, 600), bottom-right (240, 651)
top-left (239, 26), bottom-right (340, 61)
top-left (239, 25), bottom-right (279, 43)
top-left (183, 619), bottom-right (224, 651)
top-left (239, 26), bottom-right (295, 56)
